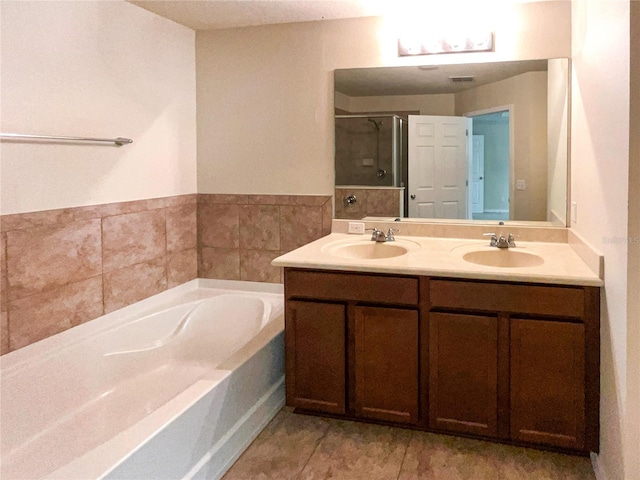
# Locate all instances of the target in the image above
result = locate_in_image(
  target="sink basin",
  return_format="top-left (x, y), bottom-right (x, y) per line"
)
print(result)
top-left (330, 242), bottom-right (408, 259)
top-left (322, 238), bottom-right (420, 260)
top-left (462, 249), bottom-right (544, 268)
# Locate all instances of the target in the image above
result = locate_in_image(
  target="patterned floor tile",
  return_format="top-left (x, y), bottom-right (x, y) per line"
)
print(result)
top-left (222, 408), bottom-right (330, 480)
top-left (298, 419), bottom-right (411, 480)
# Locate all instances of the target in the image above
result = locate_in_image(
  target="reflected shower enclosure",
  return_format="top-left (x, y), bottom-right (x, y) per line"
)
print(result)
top-left (335, 115), bottom-right (406, 187)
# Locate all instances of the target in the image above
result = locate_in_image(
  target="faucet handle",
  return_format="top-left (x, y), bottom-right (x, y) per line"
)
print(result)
top-left (507, 233), bottom-right (517, 247)
top-left (386, 228), bottom-right (399, 241)
top-left (483, 232), bottom-right (498, 247)
top-left (366, 227), bottom-right (385, 241)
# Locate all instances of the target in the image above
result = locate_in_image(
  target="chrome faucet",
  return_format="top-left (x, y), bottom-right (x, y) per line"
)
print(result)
top-left (368, 228), bottom-right (387, 242)
top-left (484, 233), bottom-right (516, 248)
top-left (367, 227), bottom-right (399, 242)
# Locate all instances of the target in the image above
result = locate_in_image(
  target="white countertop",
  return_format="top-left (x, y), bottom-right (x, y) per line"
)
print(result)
top-left (272, 233), bottom-right (603, 287)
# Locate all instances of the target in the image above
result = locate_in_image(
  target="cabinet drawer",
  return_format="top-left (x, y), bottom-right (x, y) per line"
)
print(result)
top-left (285, 269), bottom-right (419, 305)
top-left (430, 280), bottom-right (584, 318)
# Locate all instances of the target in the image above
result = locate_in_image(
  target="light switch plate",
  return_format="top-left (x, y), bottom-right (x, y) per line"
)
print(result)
top-left (348, 222), bottom-right (365, 234)
top-left (516, 179), bottom-right (526, 190)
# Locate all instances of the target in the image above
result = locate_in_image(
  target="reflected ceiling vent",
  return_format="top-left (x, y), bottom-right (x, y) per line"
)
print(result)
top-left (449, 76), bottom-right (475, 83)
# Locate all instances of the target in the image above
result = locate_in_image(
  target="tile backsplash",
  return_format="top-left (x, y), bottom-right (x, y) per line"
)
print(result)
top-left (334, 187), bottom-right (402, 219)
top-left (0, 193), bottom-right (331, 354)
top-left (0, 195), bottom-right (197, 354)
top-left (198, 194), bottom-right (332, 283)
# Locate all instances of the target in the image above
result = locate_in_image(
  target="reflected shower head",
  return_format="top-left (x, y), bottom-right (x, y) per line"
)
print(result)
top-left (367, 118), bottom-right (382, 130)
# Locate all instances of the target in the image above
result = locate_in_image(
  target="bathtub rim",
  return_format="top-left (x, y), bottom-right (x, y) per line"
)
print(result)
top-left (0, 278), bottom-right (283, 372)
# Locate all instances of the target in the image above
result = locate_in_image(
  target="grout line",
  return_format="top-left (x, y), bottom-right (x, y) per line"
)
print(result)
top-left (395, 429), bottom-right (413, 480)
top-left (294, 418), bottom-right (332, 480)
top-left (2, 232), bottom-right (11, 353)
top-left (100, 216), bottom-right (106, 316)
top-left (163, 208), bottom-right (168, 287)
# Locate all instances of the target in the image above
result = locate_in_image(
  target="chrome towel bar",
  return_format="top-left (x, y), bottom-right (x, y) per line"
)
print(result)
top-left (0, 132), bottom-right (133, 146)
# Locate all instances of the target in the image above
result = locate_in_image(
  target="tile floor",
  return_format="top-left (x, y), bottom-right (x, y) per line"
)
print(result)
top-left (222, 407), bottom-right (596, 480)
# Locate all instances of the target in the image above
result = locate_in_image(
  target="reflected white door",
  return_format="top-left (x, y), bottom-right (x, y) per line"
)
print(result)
top-left (471, 135), bottom-right (485, 214)
top-left (408, 115), bottom-right (469, 219)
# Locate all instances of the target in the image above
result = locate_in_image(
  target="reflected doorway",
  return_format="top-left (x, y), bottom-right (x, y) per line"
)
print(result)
top-left (467, 110), bottom-right (511, 221)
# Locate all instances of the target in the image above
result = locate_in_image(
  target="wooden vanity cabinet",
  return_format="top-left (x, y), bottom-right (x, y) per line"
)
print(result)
top-left (284, 269), bottom-right (424, 426)
top-left (428, 279), bottom-right (600, 453)
top-left (284, 269), bottom-right (599, 455)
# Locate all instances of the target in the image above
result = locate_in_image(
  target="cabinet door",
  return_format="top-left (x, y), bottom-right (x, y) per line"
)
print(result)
top-left (354, 307), bottom-right (419, 424)
top-left (429, 312), bottom-right (498, 437)
top-left (510, 319), bottom-right (585, 450)
top-left (285, 301), bottom-right (346, 414)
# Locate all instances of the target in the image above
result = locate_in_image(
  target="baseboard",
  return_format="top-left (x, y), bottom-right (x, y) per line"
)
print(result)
top-left (186, 376), bottom-right (285, 480)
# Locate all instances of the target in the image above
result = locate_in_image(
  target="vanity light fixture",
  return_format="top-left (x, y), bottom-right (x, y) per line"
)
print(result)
top-left (398, 32), bottom-right (494, 56)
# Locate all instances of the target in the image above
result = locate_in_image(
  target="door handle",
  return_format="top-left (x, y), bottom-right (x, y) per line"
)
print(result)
top-left (410, 194), bottom-right (416, 199)
top-left (479, 176), bottom-right (483, 180)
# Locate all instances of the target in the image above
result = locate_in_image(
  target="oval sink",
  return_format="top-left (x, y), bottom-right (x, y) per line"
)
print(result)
top-left (322, 238), bottom-right (420, 260)
top-left (330, 242), bottom-right (409, 259)
top-left (462, 249), bottom-right (544, 268)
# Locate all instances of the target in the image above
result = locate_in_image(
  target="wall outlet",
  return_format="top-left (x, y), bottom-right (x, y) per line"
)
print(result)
top-left (362, 158), bottom-right (374, 167)
top-left (572, 201), bottom-right (578, 224)
top-left (516, 179), bottom-right (526, 190)
top-left (348, 222), bottom-right (365, 234)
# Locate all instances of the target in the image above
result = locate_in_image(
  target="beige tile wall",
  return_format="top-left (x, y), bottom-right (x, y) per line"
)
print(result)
top-left (198, 194), bottom-right (332, 283)
top-left (0, 195), bottom-right (197, 354)
top-left (335, 188), bottom-right (402, 219)
top-left (0, 193), bottom-right (332, 355)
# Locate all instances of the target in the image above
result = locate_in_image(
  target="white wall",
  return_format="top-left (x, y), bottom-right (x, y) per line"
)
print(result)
top-left (196, 2), bottom-right (571, 195)
top-left (0, 1), bottom-right (196, 215)
top-left (571, 1), bottom-right (631, 479)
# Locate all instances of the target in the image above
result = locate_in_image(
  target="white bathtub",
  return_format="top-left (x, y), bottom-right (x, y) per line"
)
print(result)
top-left (0, 279), bottom-right (285, 480)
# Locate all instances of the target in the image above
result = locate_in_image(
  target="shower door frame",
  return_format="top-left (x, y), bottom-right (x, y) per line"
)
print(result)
top-left (334, 114), bottom-right (405, 188)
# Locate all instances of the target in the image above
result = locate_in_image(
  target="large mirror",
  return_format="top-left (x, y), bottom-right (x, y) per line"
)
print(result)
top-left (334, 58), bottom-right (570, 226)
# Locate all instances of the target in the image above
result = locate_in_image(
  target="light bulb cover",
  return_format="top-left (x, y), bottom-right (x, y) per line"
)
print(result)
top-left (398, 32), bottom-right (494, 56)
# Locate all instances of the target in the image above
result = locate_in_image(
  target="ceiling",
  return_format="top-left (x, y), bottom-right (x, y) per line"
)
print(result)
top-left (334, 60), bottom-right (550, 96)
top-left (128, 0), bottom-right (389, 31)
top-left (127, 1), bottom-right (550, 96)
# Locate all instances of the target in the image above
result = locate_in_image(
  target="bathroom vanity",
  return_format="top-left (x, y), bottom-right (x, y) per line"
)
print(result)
top-left (273, 225), bottom-right (602, 456)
